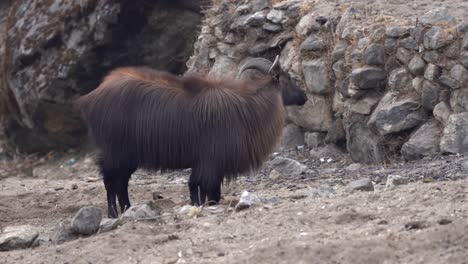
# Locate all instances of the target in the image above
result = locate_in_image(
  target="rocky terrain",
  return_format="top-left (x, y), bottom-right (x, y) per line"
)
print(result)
top-left (0, 0), bottom-right (468, 263)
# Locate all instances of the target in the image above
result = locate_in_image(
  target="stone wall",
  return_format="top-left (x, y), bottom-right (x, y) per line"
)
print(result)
top-left (186, 0), bottom-right (468, 164)
top-left (0, 0), bottom-right (204, 153)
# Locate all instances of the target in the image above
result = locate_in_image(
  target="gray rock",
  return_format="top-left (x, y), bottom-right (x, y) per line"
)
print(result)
top-left (396, 48), bottom-right (412, 65)
top-left (458, 22), bottom-right (468, 34)
top-left (99, 218), bottom-right (121, 233)
top-left (235, 191), bottom-right (262, 211)
top-left (364, 44), bottom-right (385, 66)
top-left (450, 64), bottom-right (468, 83)
top-left (121, 204), bottom-right (161, 221)
top-left (461, 51), bottom-right (468, 68)
top-left (420, 7), bottom-right (456, 26)
top-left (300, 35), bottom-right (326, 51)
top-left (401, 120), bottom-right (442, 160)
top-left (0, 225), bottom-right (40, 251)
top-left (368, 92), bottom-right (427, 136)
top-left (332, 41), bottom-right (348, 62)
top-left (424, 63), bottom-right (440, 81)
top-left (412, 77), bottom-right (424, 94)
top-left (357, 37), bottom-right (370, 50)
top-left (251, 0), bottom-right (271, 12)
top-left (385, 175), bottom-right (408, 188)
top-left (310, 184), bottom-right (336, 198)
top-left (302, 59), bottom-right (330, 94)
top-left (408, 55), bottom-right (426, 75)
top-left (423, 51), bottom-right (441, 64)
top-left (262, 22), bottom-right (282, 32)
top-left (336, 7), bottom-right (362, 39)
top-left (385, 26), bottom-right (410, 38)
top-left (446, 41), bottom-right (461, 59)
top-left (434, 101), bottom-right (452, 126)
top-left (346, 163), bottom-right (362, 171)
top-left (279, 41), bottom-right (296, 72)
top-left (399, 37), bottom-right (418, 50)
top-left (269, 157), bottom-right (307, 176)
top-left (304, 132), bottom-right (325, 148)
top-left (345, 116), bottom-right (384, 164)
top-left (286, 96), bottom-right (333, 132)
top-left (424, 26), bottom-right (450, 49)
top-left (440, 112), bottom-right (468, 154)
top-left (230, 15), bottom-right (250, 30)
top-left (295, 13), bottom-right (314, 37)
top-left (350, 92), bottom-right (382, 115)
top-left (269, 169), bottom-right (282, 180)
top-left (384, 38), bottom-right (397, 53)
top-left (439, 74), bottom-right (460, 89)
top-left (388, 68), bottom-right (412, 92)
top-left (244, 11), bottom-right (267, 27)
top-left (351, 67), bottom-right (386, 89)
top-left (421, 81), bottom-right (442, 111)
top-left (332, 60), bottom-right (347, 81)
top-left (280, 124), bottom-right (304, 150)
top-left (463, 33), bottom-right (468, 50)
top-left (309, 145), bottom-right (344, 159)
top-left (248, 43), bottom-right (270, 55)
top-left (266, 9), bottom-right (285, 24)
top-left (50, 220), bottom-right (78, 244)
top-left (324, 118), bottom-right (346, 145)
top-left (450, 88), bottom-right (468, 113)
top-left (347, 178), bottom-right (374, 192)
top-left (71, 206), bottom-right (103, 235)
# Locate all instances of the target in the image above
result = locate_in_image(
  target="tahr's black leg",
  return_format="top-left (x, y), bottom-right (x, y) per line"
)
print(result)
top-left (189, 166), bottom-right (222, 206)
top-left (189, 168), bottom-right (206, 206)
top-left (103, 174), bottom-right (119, 218)
top-left (117, 173), bottom-right (133, 214)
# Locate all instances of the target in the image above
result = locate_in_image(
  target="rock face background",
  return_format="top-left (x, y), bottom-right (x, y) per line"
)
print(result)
top-left (0, 0), bottom-right (204, 152)
top-left (0, 0), bottom-right (467, 164)
top-left (185, 0), bottom-right (468, 163)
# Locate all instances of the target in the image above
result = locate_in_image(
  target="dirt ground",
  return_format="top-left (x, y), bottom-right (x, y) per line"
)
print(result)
top-left (0, 147), bottom-right (467, 264)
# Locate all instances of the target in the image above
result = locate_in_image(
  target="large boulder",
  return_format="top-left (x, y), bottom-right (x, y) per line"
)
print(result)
top-left (286, 95), bottom-right (333, 132)
top-left (368, 92), bottom-right (427, 136)
top-left (440, 113), bottom-right (468, 154)
top-left (401, 120), bottom-right (442, 160)
top-left (1, 0), bottom-right (203, 153)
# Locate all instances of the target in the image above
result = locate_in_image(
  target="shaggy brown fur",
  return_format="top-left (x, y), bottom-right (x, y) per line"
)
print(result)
top-left (75, 66), bottom-right (293, 217)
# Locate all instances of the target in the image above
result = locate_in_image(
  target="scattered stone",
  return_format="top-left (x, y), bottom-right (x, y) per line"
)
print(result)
top-left (286, 96), bottom-right (333, 132)
top-left (121, 204), bottom-right (161, 221)
top-left (419, 7), bottom-right (456, 26)
top-left (244, 11), bottom-right (267, 27)
top-left (385, 26), bottom-right (410, 38)
top-left (364, 44), bottom-right (385, 66)
top-left (50, 220), bottom-right (78, 244)
top-left (395, 47), bottom-right (412, 65)
top-left (385, 175), bottom-right (408, 188)
top-left (423, 51), bottom-right (440, 64)
top-left (310, 184), bottom-right (336, 198)
top-left (281, 123), bottom-right (304, 150)
top-left (421, 81), bottom-right (442, 110)
top-left (446, 41), bottom-right (461, 59)
top-left (304, 132), bottom-right (325, 148)
top-left (401, 120), bottom-right (442, 160)
top-left (266, 9), bottom-right (285, 24)
top-left (152, 191), bottom-right (164, 200)
top-left (438, 218), bottom-right (452, 225)
top-left (450, 88), bottom-right (468, 113)
top-left (0, 225), bottom-right (40, 251)
top-left (384, 38), bottom-right (397, 53)
top-left (368, 92), bottom-right (427, 136)
top-left (347, 178), bottom-right (374, 192)
top-left (99, 218), bottom-right (121, 233)
top-left (424, 26), bottom-right (450, 50)
top-left (295, 13), bottom-right (314, 37)
top-left (309, 145), bottom-right (343, 159)
top-left (440, 112), bottom-right (468, 154)
top-left (434, 101), bottom-right (452, 126)
top-left (269, 157), bottom-right (307, 176)
top-left (235, 191), bottom-right (261, 211)
top-left (302, 59), bottom-right (330, 94)
top-left (300, 35), bottom-right (326, 51)
top-left (71, 184), bottom-right (78, 190)
top-left (86, 176), bottom-right (101, 182)
top-left (404, 221), bottom-right (427, 231)
top-left (262, 22), bottom-right (282, 32)
top-left (424, 63), bottom-right (440, 81)
top-left (450, 64), bottom-right (468, 83)
top-left (179, 205), bottom-right (202, 218)
top-left (408, 55), bottom-right (426, 75)
top-left (388, 68), bottom-right (412, 92)
top-left (351, 67), bottom-right (386, 89)
top-left (71, 206), bottom-right (103, 235)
